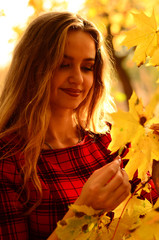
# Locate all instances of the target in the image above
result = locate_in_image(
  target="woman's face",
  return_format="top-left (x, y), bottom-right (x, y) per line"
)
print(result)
top-left (50, 30), bottom-right (96, 112)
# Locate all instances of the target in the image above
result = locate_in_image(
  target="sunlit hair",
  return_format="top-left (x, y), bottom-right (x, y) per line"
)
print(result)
top-left (0, 11), bottom-right (116, 212)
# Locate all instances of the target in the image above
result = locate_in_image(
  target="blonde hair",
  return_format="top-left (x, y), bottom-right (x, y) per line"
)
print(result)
top-left (0, 12), bottom-right (115, 211)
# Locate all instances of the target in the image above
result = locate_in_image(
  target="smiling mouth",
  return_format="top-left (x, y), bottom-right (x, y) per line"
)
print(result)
top-left (61, 88), bottom-right (82, 97)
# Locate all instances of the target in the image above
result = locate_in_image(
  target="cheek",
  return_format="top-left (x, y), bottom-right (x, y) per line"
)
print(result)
top-left (85, 76), bottom-right (94, 92)
top-left (83, 78), bottom-right (94, 100)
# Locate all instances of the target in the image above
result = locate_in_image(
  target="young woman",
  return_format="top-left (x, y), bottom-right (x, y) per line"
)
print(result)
top-left (0, 12), bottom-right (132, 240)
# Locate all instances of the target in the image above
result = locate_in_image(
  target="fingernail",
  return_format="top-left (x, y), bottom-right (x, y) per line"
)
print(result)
top-left (116, 156), bottom-right (122, 164)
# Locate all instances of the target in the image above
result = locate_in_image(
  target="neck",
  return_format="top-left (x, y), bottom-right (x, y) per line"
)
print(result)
top-left (44, 110), bottom-right (80, 149)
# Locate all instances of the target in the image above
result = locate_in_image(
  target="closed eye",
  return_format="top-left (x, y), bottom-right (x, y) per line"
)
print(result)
top-left (82, 65), bottom-right (94, 72)
top-left (60, 64), bottom-right (70, 68)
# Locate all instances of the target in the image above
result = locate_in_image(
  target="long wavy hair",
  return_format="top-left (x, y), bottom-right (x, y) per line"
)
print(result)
top-left (0, 11), bottom-right (115, 211)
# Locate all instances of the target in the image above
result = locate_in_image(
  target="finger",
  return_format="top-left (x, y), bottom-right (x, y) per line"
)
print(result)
top-left (104, 168), bottom-right (124, 192)
top-left (121, 168), bottom-right (129, 181)
top-left (93, 155), bottom-right (121, 176)
top-left (92, 158), bottom-right (121, 186)
top-left (105, 168), bottom-right (130, 193)
top-left (106, 188), bottom-right (130, 211)
top-left (109, 173), bottom-right (131, 199)
top-left (104, 174), bottom-right (131, 210)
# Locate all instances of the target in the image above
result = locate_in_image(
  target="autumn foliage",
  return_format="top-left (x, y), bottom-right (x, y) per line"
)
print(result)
top-left (56, 9), bottom-right (159, 240)
top-left (1, 1), bottom-right (159, 239)
top-left (122, 11), bottom-right (159, 67)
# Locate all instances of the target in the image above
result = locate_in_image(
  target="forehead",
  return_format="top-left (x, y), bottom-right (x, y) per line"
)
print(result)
top-left (64, 31), bottom-right (96, 58)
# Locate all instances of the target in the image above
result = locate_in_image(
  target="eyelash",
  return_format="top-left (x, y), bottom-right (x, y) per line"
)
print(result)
top-left (60, 64), bottom-right (70, 68)
top-left (83, 66), bottom-right (94, 72)
top-left (60, 64), bottom-right (94, 72)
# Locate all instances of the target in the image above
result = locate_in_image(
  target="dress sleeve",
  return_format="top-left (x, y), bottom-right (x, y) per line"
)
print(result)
top-left (0, 155), bottom-right (29, 240)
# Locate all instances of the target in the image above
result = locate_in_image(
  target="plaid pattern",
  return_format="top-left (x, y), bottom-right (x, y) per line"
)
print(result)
top-left (0, 132), bottom-right (158, 240)
top-left (0, 132), bottom-right (116, 240)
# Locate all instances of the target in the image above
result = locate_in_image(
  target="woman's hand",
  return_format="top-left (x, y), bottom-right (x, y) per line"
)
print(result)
top-left (75, 156), bottom-right (131, 212)
top-left (48, 157), bottom-right (131, 240)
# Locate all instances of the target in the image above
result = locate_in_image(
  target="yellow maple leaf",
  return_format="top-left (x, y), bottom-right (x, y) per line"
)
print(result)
top-left (111, 197), bottom-right (153, 240)
top-left (122, 10), bottom-right (159, 66)
top-left (56, 195), bottom-right (156, 240)
top-left (124, 136), bottom-right (152, 180)
top-left (149, 48), bottom-right (159, 67)
top-left (56, 213), bottom-right (98, 240)
top-left (69, 204), bottom-right (101, 216)
top-left (105, 214), bottom-right (133, 240)
top-left (108, 91), bottom-right (159, 179)
top-left (129, 199), bottom-right (159, 240)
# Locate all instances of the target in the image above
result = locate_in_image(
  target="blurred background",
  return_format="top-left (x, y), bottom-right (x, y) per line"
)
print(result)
top-left (0, 0), bottom-right (159, 110)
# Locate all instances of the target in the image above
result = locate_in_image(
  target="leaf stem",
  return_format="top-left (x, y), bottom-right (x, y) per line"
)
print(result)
top-left (111, 178), bottom-right (151, 240)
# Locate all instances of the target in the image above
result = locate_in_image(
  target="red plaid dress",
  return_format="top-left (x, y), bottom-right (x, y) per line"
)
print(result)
top-left (0, 132), bottom-right (158, 240)
top-left (0, 132), bottom-right (117, 240)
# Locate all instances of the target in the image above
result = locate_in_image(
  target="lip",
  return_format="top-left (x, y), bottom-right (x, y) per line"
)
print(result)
top-left (61, 88), bottom-right (82, 97)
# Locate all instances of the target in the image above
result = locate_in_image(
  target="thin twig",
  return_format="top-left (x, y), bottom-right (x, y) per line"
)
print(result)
top-left (111, 178), bottom-right (151, 240)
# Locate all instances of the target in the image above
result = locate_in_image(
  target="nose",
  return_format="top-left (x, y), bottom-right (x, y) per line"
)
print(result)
top-left (68, 66), bottom-right (83, 85)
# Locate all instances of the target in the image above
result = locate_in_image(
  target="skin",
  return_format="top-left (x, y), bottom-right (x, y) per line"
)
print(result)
top-left (50, 31), bottom-right (95, 112)
top-left (45, 31), bottom-right (96, 149)
top-left (46, 31), bottom-right (131, 240)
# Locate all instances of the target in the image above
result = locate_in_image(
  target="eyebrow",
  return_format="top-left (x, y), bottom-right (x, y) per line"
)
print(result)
top-left (64, 54), bottom-right (95, 61)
